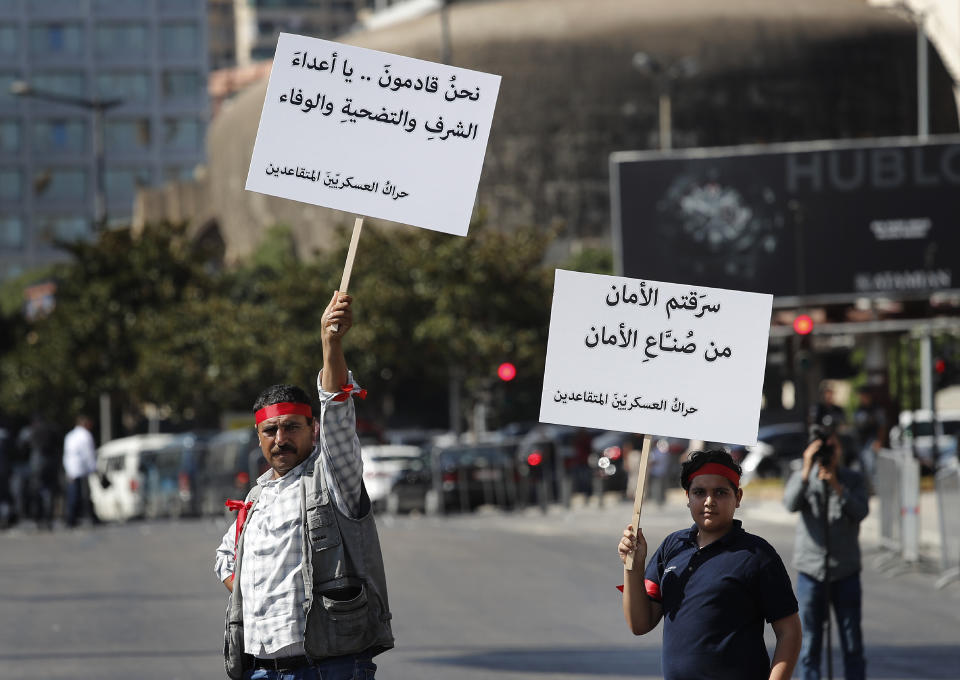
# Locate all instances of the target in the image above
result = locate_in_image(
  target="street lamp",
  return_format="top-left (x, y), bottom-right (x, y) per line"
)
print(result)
top-left (632, 53), bottom-right (698, 151)
top-left (9, 79), bottom-right (123, 230)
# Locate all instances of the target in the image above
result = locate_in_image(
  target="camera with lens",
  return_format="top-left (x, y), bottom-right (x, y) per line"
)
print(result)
top-left (808, 420), bottom-right (836, 466)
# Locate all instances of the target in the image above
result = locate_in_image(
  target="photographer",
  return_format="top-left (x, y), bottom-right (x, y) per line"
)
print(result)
top-left (783, 426), bottom-right (869, 680)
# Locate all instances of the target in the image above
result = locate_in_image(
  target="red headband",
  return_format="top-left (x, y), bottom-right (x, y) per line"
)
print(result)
top-left (689, 462), bottom-right (741, 487)
top-left (255, 402), bottom-right (313, 425)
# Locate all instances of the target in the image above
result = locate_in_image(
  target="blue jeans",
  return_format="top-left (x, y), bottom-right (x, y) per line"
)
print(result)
top-left (797, 571), bottom-right (865, 680)
top-left (243, 656), bottom-right (376, 680)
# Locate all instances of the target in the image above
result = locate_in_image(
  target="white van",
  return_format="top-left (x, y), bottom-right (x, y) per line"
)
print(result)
top-left (90, 434), bottom-right (185, 522)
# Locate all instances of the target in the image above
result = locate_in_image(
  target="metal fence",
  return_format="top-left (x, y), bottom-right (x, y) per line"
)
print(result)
top-left (935, 465), bottom-right (960, 589)
top-left (874, 448), bottom-right (921, 568)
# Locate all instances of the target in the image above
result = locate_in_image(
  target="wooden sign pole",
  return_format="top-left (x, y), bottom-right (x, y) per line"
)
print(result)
top-left (331, 216), bottom-right (363, 332)
top-left (624, 433), bottom-right (653, 571)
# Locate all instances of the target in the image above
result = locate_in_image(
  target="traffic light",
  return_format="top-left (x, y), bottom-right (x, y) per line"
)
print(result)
top-left (793, 314), bottom-right (814, 335)
top-left (935, 357), bottom-right (950, 388)
top-left (497, 362), bottom-right (516, 381)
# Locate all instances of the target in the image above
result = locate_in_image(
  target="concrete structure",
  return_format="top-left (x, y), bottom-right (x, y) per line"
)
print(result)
top-left (136, 0), bottom-right (960, 266)
top-left (245, 0), bottom-right (367, 62)
top-left (0, 0), bottom-right (209, 280)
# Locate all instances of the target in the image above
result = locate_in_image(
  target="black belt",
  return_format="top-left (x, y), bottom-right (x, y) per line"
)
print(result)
top-left (249, 655), bottom-right (311, 671)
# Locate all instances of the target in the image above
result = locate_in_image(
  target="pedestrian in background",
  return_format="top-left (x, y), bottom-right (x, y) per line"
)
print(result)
top-left (645, 440), bottom-right (670, 506)
top-left (63, 414), bottom-right (97, 528)
top-left (0, 418), bottom-right (13, 528)
top-left (784, 429), bottom-right (869, 680)
top-left (214, 292), bottom-right (393, 680)
top-left (618, 449), bottom-right (801, 680)
top-left (852, 386), bottom-right (884, 492)
top-left (26, 415), bottom-right (61, 529)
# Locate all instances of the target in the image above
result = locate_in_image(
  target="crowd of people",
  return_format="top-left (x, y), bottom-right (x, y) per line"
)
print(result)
top-left (0, 414), bottom-right (99, 530)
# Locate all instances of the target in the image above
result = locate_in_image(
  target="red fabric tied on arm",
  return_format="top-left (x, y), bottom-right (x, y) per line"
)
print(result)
top-left (332, 384), bottom-right (368, 402)
top-left (225, 499), bottom-right (253, 577)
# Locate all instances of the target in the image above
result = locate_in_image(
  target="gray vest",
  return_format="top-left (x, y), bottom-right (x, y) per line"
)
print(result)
top-left (223, 453), bottom-right (394, 679)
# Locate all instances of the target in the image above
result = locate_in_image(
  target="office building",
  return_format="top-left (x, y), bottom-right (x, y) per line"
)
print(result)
top-left (0, 0), bottom-right (209, 280)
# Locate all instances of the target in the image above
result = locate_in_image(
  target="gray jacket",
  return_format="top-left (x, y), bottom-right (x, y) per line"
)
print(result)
top-left (224, 451), bottom-right (394, 679)
top-left (783, 464), bottom-right (869, 582)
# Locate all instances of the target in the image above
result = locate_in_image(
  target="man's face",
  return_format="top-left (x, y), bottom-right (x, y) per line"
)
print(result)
top-left (686, 473), bottom-right (742, 534)
top-left (257, 413), bottom-right (314, 478)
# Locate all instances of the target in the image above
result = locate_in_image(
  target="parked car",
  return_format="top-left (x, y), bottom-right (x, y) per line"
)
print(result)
top-left (738, 423), bottom-right (856, 486)
top-left (516, 424), bottom-right (598, 501)
top-left (90, 434), bottom-right (185, 521)
top-left (432, 442), bottom-right (518, 512)
top-left (588, 431), bottom-right (632, 493)
top-left (889, 409), bottom-right (960, 472)
top-left (200, 429), bottom-right (263, 516)
top-left (362, 444), bottom-right (431, 513)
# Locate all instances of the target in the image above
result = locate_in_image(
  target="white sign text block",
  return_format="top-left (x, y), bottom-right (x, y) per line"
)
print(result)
top-left (539, 270), bottom-right (773, 445)
top-left (246, 33), bottom-right (501, 236)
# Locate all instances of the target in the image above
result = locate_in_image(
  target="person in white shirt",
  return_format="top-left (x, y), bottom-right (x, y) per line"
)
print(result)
top-left (63, 415), bottom-right (97, 527)
top-left (215, 292), bottom-right (393, 680)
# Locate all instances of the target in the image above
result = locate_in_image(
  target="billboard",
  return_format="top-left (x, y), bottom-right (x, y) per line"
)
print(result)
top-left (611, 136), bottom-right (960, 302)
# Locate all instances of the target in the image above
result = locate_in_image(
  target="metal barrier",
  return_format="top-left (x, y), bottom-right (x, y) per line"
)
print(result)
top-left (934, 465), bottom-right (960, 589)
top-left (875, 450), bottom-right (901, 554)
top-left (874, 448), bottom-right (921, 568)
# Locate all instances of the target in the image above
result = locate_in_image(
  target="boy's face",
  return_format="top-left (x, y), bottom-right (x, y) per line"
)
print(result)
top-left (686, 473), bottom-right (742, 534)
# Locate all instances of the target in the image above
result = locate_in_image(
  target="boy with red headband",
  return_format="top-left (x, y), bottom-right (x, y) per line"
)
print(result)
top-left (214, 292), bottom-right (393, 680)
top-left (618, 449), bottom-right (801, 680)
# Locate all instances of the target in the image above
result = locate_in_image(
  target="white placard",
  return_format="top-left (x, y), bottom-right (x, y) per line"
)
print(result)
top-left (245, 33), bottom-right (501, 236)
top-left (539, 270), bottom-right (773, 446)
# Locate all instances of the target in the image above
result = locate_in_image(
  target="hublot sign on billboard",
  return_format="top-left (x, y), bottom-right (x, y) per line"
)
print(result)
top-left (610, 136), bottom-right (960, 302)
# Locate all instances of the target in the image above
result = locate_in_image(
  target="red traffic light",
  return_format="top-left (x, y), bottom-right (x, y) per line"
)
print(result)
top-left (527, 451), bottom-right (543, 466)
top-left (935, 358), bottom-right (946, 374)
top-left (793, 314), bottom-right (814, 335)
top-left (497, 362), bottom-right (517, 381)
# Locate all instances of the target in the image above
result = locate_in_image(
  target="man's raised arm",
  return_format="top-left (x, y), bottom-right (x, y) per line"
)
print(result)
top-left (321, 291), bottom-right (352, 392)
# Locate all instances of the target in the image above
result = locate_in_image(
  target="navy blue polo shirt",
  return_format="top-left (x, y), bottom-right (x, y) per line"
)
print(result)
top-left (644, 520), bottom-right (798, 680)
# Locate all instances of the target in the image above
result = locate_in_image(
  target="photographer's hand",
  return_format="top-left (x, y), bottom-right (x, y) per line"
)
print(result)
top-left (817, 457), bottom-right (843, 495)
top-left (801, 440), bottom-right (822, 482)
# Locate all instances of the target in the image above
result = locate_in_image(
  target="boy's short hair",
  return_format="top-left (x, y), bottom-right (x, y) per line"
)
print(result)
top-left (680, 449), bottom-right (742, 491)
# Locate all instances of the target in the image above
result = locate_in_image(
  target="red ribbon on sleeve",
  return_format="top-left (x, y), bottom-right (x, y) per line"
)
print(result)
top-left (332, 384), bottom-right (368, 402)
top-left (224, 499), bottom-right (253, 577)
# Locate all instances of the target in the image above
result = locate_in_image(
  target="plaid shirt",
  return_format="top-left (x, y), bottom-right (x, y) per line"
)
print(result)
top-left (214, 372), bottom-right (365, 657)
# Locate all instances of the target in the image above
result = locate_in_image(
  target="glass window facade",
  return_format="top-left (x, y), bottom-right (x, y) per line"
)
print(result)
top-left (37, 168), bottom-right (87, 200)
top-left (29, 23), bottom-right (84, 57)
top-left (0, 215), bottom-right (23, 249)
top-left (0, 119), bottom-right (19, 153)
top-left (160, 22), bottom-right (199, 58)
top-left (0, 73), bottom-right (17, 102)
top-left (161, 70), bottom-right (201, 101)
top-left (0, 168), bottom-right (21, 200)
top-left (0, 23), bottom-right (17, 56)
top-left (159, 0), bottom-right (200, 10)
top-left (94, 23), bottom-right (149, 57)
top-left (164, 165), bottom-right (195, 182)
top-left (93, 0), bottom-right (151, 11)
top-left (163, 117), bottom-right (200, 151)
top-left (105, 118), bottom-right (151, 152)
top-left (97, 72), bottom-right (151, 103)
top-left (37, 214), bottom-right (90, 243)
top-left (31, 72), bottom-right (87, 98)
top-left (106, 167), bottom-right (153, 197)
top-left (32, 119), bottom-right (87, 153)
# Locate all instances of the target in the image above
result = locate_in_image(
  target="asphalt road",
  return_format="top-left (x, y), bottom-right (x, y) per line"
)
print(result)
top-left (0, 494), bottom-right (958, 680)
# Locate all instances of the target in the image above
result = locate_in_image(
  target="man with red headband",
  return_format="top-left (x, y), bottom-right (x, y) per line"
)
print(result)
top-left (214, 292), bottom-right (394, 680)
top-left (617, 449), bottom-right (801, 680)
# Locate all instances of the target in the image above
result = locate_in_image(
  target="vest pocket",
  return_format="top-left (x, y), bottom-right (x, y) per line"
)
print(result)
top-left (322, 585), bottom-right (370, 637)
top-left (307, 504), bottom-right (341, 551)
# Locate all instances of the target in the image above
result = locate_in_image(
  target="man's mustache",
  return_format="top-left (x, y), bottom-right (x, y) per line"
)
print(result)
top-left (272, 443), bottom-right (297, 455)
